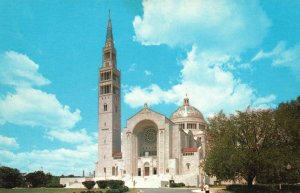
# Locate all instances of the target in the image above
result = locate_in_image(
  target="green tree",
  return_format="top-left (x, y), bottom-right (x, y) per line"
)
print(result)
top-left (46, 175), bottom-right (64, 188)
top-left (204, 109), bottom-right (282, 186)
top-left (273, 96), bottom-right (300, 183)
top-left (0, 166), bottom-right (24, 189)
top-left (256, 96), bottom-right (300, 184)
top-left (25, 170), bottom-right (51, 188)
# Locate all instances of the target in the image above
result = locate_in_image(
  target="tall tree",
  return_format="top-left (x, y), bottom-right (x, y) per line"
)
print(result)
top-left (273, 96), bottom-right (300, 183)
top-left (25, 170), bottom-right (51, 188)
top-left (0, 166), bottom-right (24, 189)
top-left (205, 97), bottom-right (300, 186)
top-left (204, 108), bottom-right (281, 186)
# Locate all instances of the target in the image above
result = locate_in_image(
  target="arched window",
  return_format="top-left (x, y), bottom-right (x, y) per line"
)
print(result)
top-left (186, 163), bottom-right (190, 170)
top-left (104, 103), bottom-right (107, 111)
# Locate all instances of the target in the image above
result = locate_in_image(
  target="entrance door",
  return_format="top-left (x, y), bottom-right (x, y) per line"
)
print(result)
top-left (144, 167), bottom-right (150, 176)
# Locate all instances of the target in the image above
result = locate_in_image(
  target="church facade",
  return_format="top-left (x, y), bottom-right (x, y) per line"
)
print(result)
top-left (94, 16), bottom-right (210, 188)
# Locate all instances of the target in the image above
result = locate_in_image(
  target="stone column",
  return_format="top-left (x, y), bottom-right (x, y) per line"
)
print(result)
top-left (132, 134), bottom-right (137, 176)
top-left (125, 132), bottom-right (132, 176)
top-left (158, 129), bottom-right (165, 174)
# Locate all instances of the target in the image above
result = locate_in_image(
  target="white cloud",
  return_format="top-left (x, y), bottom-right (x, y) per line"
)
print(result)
top-left (0, 143), bottom-right (97, 175)
top-left (133, 0), bottom-right (270, 53)
top-left (144, 70), bottom-right (152, 76)
top-left (0, 51), bottom-right (81, 132)
top-left (47, 128), bottom-right (93, 144)
top-left (252, 41), bottom-right (286, 62)
top-left (0, 87), bottom-right (81, 129)
top-left (124, 46), bottom-right (275, 115)
top-left (128, 63), bottom-right (136, 72)
top-left (0, 51), bottom-right (50, 87)
top-left (0, 135), bottom-right (19, 149)
top-left (125, 84), bottom-right (177, 108)
top-left (253, 94), bottom-right (276, 109)
top-left (126, 0), bottom-right (276, 115)
top-left (0, 51), bottom-right (96, 175)
top-left (252, 41), bottom-right (300, 81)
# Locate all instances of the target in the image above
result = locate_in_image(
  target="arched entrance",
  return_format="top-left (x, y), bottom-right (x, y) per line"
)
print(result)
top-left (133, 120), bottom-right (158, 158)
top-left (144, 162), bottom-right (150, 176)
top-left (132, 120), bottom-right (159, 176)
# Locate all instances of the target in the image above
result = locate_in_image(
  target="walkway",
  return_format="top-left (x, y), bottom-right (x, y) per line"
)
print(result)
top-left (138, 188), bottom-right (194, 193)
top-left (137, 187), bottom-right (228, 193)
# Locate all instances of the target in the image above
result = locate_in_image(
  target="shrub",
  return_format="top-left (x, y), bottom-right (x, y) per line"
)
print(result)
top-left (106, 189), bottom-right (122, 193)
top-left (179, 183), bottom-right (185, 187)
top-left (82, 180), bottom-right (96, 190)
top-left (46, 183), bottom-right (65, 188)
top-left (170, 182), bottom-right (185, 188)
top-left (107, 180), bottom-right (124, 189)
top-left (83, 191), bottom-right (103, 193)
top-left (120, 185), bottom-right (129, 192)
top-left (96, 180), bottom-right (108, 189)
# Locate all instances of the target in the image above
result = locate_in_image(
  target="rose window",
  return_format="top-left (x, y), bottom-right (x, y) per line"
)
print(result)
top-left (144, 128), bottom-right (156, 143)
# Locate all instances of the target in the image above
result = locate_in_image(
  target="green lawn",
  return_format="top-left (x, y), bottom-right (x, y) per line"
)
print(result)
top-left (0, 188), bottom-right (138, 193)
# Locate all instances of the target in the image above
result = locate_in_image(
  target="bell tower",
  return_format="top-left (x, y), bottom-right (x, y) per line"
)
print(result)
top-left (96, 12), bottom-right (121, 178)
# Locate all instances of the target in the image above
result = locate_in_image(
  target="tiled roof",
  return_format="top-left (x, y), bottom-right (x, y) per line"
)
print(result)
top-left (181, 147), bottom-right (198, 153)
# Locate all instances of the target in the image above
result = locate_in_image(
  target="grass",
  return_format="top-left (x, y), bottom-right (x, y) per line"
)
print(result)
top-left (0, 188), bottom-right (138, 193)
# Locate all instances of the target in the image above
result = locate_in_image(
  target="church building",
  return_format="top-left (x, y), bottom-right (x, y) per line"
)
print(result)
top-left (94, 15), bottom-right (210, 188)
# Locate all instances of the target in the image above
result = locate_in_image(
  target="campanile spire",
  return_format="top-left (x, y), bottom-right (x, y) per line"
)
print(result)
top-left (102, 10), bottom-right (117, 68)
top-left (105, 10), bottom-right (114, 48)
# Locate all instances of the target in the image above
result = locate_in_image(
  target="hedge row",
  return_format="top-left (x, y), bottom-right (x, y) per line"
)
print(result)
top-left (96, 180), bottom-right (124, 189)
top-left (80, 191), bottom-right (127, 193)
top-left (80, 188), bottom-right (128, 193)
top-left (170, 182), bottom-right (185, 188)
top-left (227, 184), bottom-right (300, 193)
top-left (80, 191), bottom-right (103, 193)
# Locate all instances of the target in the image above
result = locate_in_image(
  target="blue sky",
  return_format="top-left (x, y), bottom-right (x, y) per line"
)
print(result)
top-left (0, 0), bottom-right (299, 175)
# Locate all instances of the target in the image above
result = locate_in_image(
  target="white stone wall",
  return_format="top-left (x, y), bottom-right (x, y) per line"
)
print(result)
top-left (181, 151), bottom-right (200, 175)
top-left (60, 177), bottom-right (93, 188)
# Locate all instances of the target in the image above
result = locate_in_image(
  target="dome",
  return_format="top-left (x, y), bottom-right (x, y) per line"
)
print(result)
top-left (170, 97), bottom-right (205, 121)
